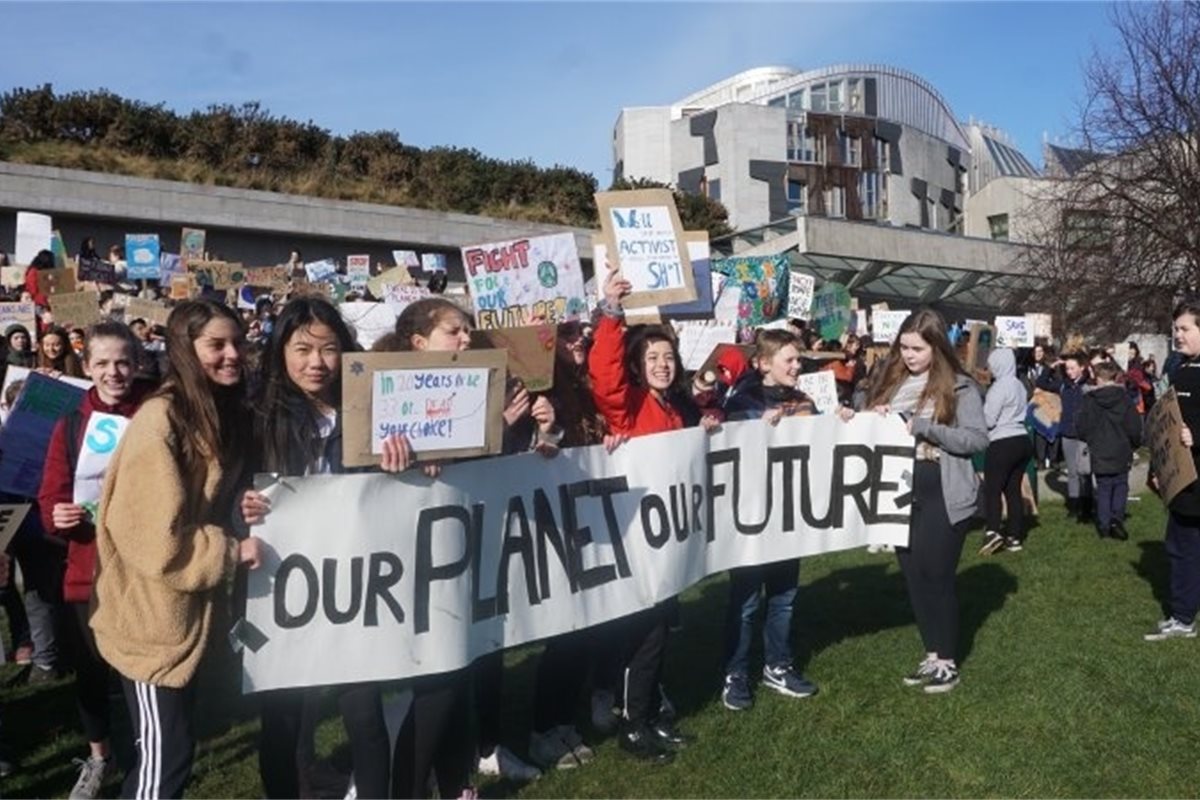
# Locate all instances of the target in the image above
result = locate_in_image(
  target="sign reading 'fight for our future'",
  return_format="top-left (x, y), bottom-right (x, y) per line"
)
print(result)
top-left (462, 232), bottom-right (587, 330)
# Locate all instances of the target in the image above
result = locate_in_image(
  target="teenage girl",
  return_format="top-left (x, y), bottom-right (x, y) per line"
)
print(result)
top-left (844, 308), bottom-right (988, 693)
top-left (90, 300), bottom-right (265, 799)
top-left (238, 297), bottom-right (397, 799)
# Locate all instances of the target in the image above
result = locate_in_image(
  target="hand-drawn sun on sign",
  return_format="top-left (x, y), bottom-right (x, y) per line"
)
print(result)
top-left (537, 260), bottom-right (558, 289)
top-left (349, 360), bottom-right (364, 376)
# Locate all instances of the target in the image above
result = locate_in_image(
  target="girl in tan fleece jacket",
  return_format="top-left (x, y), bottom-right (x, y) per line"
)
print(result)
top-left (90, 300), bottom-right (265, 800)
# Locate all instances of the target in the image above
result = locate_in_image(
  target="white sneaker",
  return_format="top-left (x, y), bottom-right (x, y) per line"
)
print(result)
top-left (1145, 617), bottom-right (1198, 641)
top-left (69, 756), bottom-right (113, 800)
top-left (477, 745), bottom-right (541, 782)
top-left (557, 725), bottom-right (594, 765)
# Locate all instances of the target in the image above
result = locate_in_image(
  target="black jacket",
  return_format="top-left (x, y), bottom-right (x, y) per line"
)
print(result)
top-left (1169, 357), bottom-right (1200, 516)
top-left (1077, 385), bottom-right (1142, 474)
top-left (722, 371), bottom-right (815, 421)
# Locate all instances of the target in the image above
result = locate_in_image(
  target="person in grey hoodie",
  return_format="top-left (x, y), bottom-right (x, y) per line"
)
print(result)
top-left (844, 308), bottom-right (988, 694)
top-left (980, 349), bottom-right (1035, 554)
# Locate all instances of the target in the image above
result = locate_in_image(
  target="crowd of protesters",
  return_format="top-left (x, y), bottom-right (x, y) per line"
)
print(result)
top-left (0, 238), bottom-right (1193, 800)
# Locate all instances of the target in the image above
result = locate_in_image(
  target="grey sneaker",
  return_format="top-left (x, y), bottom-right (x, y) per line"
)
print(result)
top-left (1145, 617), bottom-right (1197, 641)
top-left (558, 725), bottom-right (594, 765)
top-left (69, 756), bottom-right (112, 800)
top-left (529, 728), bottom-right (577, 770)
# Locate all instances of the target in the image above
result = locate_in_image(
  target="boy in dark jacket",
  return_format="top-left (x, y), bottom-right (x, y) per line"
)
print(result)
top-left (1077, 361), bottom-right (1143, 540)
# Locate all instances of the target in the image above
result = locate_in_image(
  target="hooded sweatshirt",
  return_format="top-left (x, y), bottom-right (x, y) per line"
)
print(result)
top-left (984, 349), bottom-right (1028, 442)
top-left (5, 324), bottom-right (35, 368)
top-left (1077, 383), bottom-right (1142, 475)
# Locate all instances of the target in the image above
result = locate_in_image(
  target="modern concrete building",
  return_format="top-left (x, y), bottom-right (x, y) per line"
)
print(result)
top-left (614, 64), bottom-right (977, 233)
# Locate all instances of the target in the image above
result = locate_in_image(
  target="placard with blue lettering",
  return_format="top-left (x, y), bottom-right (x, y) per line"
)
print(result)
top-left (340, 350), bottom-right (507, 467)
top-left (462, 232), bottom-right (587, 330)
top-left (74, 412), bottom-right (131, 510)
top-left (595, 189), bottom-right (696, 309)
top-left (125, 234), bottom-right (161, 280)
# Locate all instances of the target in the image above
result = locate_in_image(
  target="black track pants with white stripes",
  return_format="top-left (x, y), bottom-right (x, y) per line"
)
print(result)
top-left (120, 678), bottom-right (196, 800)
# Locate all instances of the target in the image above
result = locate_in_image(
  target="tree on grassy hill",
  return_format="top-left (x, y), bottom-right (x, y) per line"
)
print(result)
top-left (608, 176), bottom-right (734, 240)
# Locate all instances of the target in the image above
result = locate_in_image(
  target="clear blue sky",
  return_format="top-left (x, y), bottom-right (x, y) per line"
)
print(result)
top-left (1, 1), bottom-right (1120, 185)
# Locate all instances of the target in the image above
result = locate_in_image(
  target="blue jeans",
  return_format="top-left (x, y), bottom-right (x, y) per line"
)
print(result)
top-left (1166, 512), bottom-right (1200, 625)
top-left (724, 559), bottom-right (799, 676)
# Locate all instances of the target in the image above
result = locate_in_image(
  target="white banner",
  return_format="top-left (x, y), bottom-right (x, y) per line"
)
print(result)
top-left (242, 414), bottom-right (915, 692)
top-left (994, 315), bottom-right (1034, 348)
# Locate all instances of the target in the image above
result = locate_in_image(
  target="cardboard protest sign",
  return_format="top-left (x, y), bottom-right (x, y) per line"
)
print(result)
top-left (180, 227), bottom-right (206, 264)
top-left (787, 270), bottom-right (815, 321)
top-left (595, 189), bottom-right (695, 309)
top-left (0, 266), bottom-right (26, 289)
top-left (624, 233), bottom-right (716, 324)
top-left (852, 308), bottom-right (869, 337)
top-left (674, 319), bottom-right (738, 372)
top-left (347, 255), bottom-right (371, 289)
top-left (340, 350), bottom-right (506, 467)
top-left (421, 253), bottom-right (447, 273)
top-left (463, 232), bottom-right (587, 330)
top-left (159, 252), bottom-right (183, 277)
top-left (712, 255), bottom-right (790, 341)
top-left (290, 279), bottom-right (334, 300)
top-left (871, 310), bottom-right (909, 345)
top-left (125, 297), bottom-right (172, 328)
top-left (0, 302), bottom-right (38, 342)
top-left (0, 372), bottom-right (87, 496)
top-left (393, 250), bottom-right (420, 269)
top-left (73, 412), bottom-right (131, 510)
top-left (338, 302), bottom-right (399, 350)
top-left (168, 273), bottom-right (197, 300)
top-left (47, 291), bottom-right (102, 328)
top-left (382, 284), bottom-right (431, 313)
top-left (244, 266), bottom-right (290, 290)
top-left (995, 315), bottom-right (1035, 348)
top-left (812, 282), bottom-right (853, 341)
top-left (77, 257), bottom-right (116, 284)
top-left (966, 323), bottom-right (996, 373)
top-left (367, 266), bottom-right (413, 299)
top-left (125, 234), bottom-right (161, 280)
top-left (1, 368), bottom-right (90, 424)
top-left (15, 212), bottom-right (52, 266)
top-left (37, 268), bottom-right (77, 299)
top-left (1147, 389), bottom-right (1199, 505)
top-left (471, 326), bottom-right (557, 392)
top-left (0, 504), bottom-right (30, 553)
top-left (797, 370), bottom-right (839, 413)
top-left (242, 412), bottom-right (914, 692)
top-left (304, 259), bottom-right (338, 284)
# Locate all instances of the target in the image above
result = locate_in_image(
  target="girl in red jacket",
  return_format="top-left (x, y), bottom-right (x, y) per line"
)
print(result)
top-left (37, 321), bottom-right (155, 800)
top-left (589, 270), bottom-right (718, 763)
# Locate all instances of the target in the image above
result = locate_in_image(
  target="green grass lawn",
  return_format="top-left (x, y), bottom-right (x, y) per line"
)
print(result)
top-left (5, 495), bottom-right (1198, 798)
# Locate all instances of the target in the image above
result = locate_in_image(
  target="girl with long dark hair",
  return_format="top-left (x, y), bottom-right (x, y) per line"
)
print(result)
top-left (90, 300), bottom-right (265, 799)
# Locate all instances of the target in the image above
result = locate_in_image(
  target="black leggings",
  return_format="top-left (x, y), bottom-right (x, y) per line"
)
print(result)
top-left (896, 462), bottom-right (969, 662)
top-left (65, 602), bottom-right (111, 743)
top-left (533, 630), bottom-right (591, 733)
top-left (984, 435), bottom-right (1034, 538)
top-left (258, 683), bottom-right (388, 799)
top-left (392, 670), bottom-right (475, 799)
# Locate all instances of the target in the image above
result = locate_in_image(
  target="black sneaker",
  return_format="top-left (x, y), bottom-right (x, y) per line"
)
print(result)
top-left (721, 673), bottom-right (753, 711)
top-left (1004, 536), bottom-right (1023, 552)
top-left (1110, 521), bottom-right (1129, 541)
top-left (618, 725), bottom-right (675, 764)
top-left (650, 719), bottom-right (691, 749)
top-left (923, 662), bottom-right (960, 694)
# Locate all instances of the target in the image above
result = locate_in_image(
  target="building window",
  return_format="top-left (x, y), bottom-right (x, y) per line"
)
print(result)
top-left (874, 138), bottom-right (891, 172)
top-left (787, 122), bottom-right (823, 163)
top-left (827, 80), bottom-right (843, 112)
top-left (810, 84), bottom-right (827, 112)
top-left (825, 186), bottom-right (846, 218)
top-left (787, 89), bottom-right (806, 109)
top-left (768, 96), bottom-right (786, 108)
top-left (787, 179), bottom-right (807, 214)
top-left (847, 78), bottom-right (862, 112)
top-left (860, 172), bottom-right (882, 219)
top-left (926, 198), bottom-right (938, 230)
top-left (708, 178), bottom-right (721, 202)
top-left (1064, 209), bottom-right (1109, 248)
top-left (988, 213), bottom-right (1009, 241)
top-left (840, 133), bottom-right (861, 167)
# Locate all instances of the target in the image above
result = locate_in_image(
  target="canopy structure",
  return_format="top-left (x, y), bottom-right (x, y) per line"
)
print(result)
top-left (712, 215), bottom-right (1047, 318)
